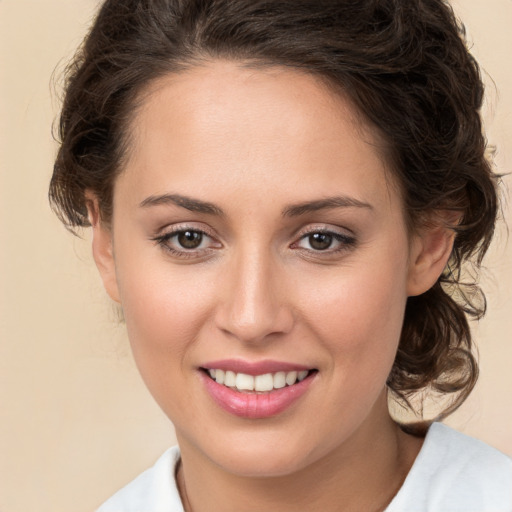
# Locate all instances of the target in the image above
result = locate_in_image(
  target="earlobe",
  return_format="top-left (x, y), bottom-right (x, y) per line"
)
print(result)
top-left (407, 225), bottom-right (456, 297)
top-left (85, 192), bottom-right (121, 304)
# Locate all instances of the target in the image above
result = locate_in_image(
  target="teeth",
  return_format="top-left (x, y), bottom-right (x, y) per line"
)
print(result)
top-left (273, 371), bottom-right (286, 389)
top-left (207, 369), bottom-right (311, 392)
top-left (235, 373), bottom-right (254, 391)
top-left (215, 369), bottom-right (225, 385)
top-left (285, 371), bottom-right (297, 386)
top-left (224, 370), bottom-right (236, 387)
top-left (254, 373), bottom-right (274, 392)
top-left (298, 370), bottom-right (308, 381)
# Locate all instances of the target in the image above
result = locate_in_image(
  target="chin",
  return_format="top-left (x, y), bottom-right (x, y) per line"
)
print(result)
top-left (188, 426), bottom-right (329, 479)
top-left (217, 450), bottom-right (312, 479)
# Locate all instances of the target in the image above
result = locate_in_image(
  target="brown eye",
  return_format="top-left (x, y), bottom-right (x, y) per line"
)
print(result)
top-left (177, 230), bottom-right (203, 249)
top-left (294, 229), bottom-right (357, 254)
top-left (153, 226), bottom-right (222, 259)
top-left (308, 233), bottom-right (333, 251)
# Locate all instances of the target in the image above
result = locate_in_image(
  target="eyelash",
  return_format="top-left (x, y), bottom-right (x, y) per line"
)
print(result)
top-left (291, 228), bottom-right (357, 255)
top-left (151, 225), bottom-right (357, 259)
top-left (151, 225), bottom-right (220, 259)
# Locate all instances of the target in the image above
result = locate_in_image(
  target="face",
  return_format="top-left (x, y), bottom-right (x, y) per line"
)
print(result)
top-left (93, 61), bottom-right (444, 477)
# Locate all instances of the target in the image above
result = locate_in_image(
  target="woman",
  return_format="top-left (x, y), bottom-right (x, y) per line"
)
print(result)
top-left (49, 0), bottom-right (511, 510)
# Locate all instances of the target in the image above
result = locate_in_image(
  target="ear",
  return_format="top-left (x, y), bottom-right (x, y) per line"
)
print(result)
top-left (85, 191), bottom-right (121, 303)
top-left (407, 221), bottom-right (456, 297)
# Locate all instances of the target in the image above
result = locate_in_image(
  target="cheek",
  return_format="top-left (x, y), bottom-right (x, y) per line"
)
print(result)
top-left (113, 257), bottom-right (218, 420)
top-left (302, 247), bottom-right (409, 376)
top-left (114, 249), bottom-right (214, 366)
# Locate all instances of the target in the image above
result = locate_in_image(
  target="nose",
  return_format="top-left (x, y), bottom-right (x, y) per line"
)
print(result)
top-left (214, 248), bottom-right (294, 344)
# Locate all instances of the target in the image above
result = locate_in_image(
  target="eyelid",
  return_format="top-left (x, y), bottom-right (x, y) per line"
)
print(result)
top-left (293, 223), bottom-right (355, 240)
top-left (153, 222), bottom-right (219, 241)
top-left (150, 222), bottom-right (223, 258)
top-left (291, 224), bottom-right (357, 253)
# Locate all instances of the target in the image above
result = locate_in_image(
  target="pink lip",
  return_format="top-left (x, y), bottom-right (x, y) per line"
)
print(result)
top-left (201, 359), bottom-right (311, 376)
top-left (200, 366), bottom-right (316, 420)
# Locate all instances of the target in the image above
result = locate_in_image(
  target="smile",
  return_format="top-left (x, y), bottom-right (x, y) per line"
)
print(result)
top-left (206, 369), bottom-right (310, 393)
top-left (200, 363), bottom-right (317, 419)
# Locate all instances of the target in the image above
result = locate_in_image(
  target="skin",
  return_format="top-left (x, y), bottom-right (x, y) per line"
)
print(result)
top-left (89, 61), bottom-right (455, 511)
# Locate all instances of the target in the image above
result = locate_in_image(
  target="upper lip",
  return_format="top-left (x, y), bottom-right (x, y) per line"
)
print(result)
top-left (201, 359), bottom-right (313, 375)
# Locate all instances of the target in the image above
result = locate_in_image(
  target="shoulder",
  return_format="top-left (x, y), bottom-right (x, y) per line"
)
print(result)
top-left (96, 446), bottom-right (184, 512)
top-left (388, 423), bottom-right (512, 512)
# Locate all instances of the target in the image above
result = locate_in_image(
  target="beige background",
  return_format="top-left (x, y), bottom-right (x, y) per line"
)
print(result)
top-left (0, 1), bottom-right (511, 511)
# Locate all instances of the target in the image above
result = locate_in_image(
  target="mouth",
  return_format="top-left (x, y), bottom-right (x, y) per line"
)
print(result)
top-left (201, 368), bottom-right (316, 393)
top-left (199, 363), bottom-right (318, 419)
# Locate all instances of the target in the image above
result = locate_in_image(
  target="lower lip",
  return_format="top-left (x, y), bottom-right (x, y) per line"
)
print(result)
top-left (201, 371), bottom-right (315, 419)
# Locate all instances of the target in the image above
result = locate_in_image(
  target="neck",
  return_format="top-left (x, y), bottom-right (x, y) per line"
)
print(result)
top-left (176, 395), bottom-right (423, 512)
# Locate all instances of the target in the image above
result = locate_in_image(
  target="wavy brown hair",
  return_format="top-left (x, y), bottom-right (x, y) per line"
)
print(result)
top-left (49, 0), bottom-right (499, 423)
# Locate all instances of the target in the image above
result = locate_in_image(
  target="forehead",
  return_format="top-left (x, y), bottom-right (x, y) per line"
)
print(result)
top-left (118, 60), bottom-right (399, 213)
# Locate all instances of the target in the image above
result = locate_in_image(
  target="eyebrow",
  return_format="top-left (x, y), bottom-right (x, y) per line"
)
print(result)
top-left (139, 193), bottom-right (373, 217)
top-left (139, 193), bottom-right (224, 216)
top-left (282, 196), bottom-right (373, 217)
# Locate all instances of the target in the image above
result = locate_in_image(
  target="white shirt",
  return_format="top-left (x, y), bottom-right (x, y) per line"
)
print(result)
top-left (386, 423), bottom-right (512, 511)
top-left (97, 423), bottom-right (512, 512)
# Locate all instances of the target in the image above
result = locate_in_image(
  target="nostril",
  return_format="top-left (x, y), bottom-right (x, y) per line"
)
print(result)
top-left (215, 305), bottom-right (295, 344)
